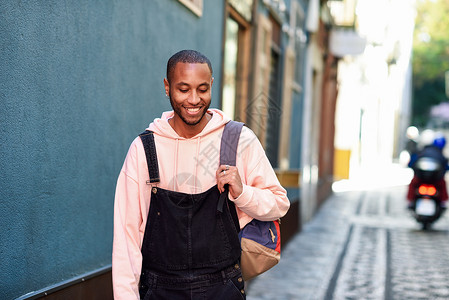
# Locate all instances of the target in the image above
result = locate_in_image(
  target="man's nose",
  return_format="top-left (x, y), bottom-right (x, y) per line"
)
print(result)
top-left (188, 90), bottom-right (201, 105)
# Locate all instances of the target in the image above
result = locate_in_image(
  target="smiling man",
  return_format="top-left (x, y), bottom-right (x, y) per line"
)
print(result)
top-left (165, 53), bottom-right (213, 134)
top-left (112, 50), bottom-right (290, 299)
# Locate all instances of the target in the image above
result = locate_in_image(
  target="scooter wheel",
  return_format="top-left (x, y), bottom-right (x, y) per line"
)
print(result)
top-left (422, 222), bottom-right (431, 230)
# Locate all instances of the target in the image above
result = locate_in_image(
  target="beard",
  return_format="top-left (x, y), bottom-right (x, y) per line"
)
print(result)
top-left (169, 94), bottom-right (210, 126)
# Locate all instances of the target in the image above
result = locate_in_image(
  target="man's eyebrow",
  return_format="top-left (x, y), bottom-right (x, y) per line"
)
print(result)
top-left (175, 82), bottom-right (210, 87)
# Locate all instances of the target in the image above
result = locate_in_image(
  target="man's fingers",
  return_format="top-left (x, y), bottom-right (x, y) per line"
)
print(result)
top-left (216, 165), bottom-right (239, 194)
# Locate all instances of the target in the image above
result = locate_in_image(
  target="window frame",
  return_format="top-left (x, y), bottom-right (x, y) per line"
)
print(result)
top-left (177, 0), bottom-right (203, 17)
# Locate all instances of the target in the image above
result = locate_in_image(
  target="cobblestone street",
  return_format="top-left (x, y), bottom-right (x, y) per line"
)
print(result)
top-left (247, 165), bottom-right (449, 300)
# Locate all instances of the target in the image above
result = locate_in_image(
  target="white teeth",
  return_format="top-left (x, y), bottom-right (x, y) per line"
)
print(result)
top-left (186, 107), bottom-right (200, 112)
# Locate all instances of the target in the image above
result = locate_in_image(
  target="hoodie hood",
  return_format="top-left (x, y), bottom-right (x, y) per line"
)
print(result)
top-left (147, 108), bottom-right (231, 139)
top-left (144, 109), bottom-right (231, 193)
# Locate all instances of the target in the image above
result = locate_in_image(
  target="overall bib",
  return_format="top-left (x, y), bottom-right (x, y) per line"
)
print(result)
top-left (138, 131), bottom-right (244, 300)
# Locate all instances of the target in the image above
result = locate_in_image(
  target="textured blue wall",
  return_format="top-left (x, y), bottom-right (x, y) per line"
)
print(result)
top-left (0, 1), bottom-right (224, 298)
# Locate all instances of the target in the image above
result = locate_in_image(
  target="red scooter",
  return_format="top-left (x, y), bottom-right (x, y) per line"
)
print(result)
top-left (409, 157), bottom-right (446, 230)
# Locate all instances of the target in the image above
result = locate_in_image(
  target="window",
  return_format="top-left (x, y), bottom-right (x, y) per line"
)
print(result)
top-left (221, 5), bottom-right (252, 123)
top-left (265, 14), bottom-right (283, 168)
top-left (222, 18), bottom-right (239, 120)
top-left (249, 14), bottom-right (272, 143)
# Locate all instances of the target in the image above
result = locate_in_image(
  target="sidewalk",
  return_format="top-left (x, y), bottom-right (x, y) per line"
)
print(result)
top-left (246, 164), bottom-right (413, 300)
top-left (246, 189), bottom-right (359, 300)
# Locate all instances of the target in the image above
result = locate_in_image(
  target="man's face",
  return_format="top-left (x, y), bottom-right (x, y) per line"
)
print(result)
top-left (165, 62), bottom-right (213, 126)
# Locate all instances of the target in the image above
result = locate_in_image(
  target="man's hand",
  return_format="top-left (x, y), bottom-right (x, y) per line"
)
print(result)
top-left (216, 164), bottom-right (243, 199)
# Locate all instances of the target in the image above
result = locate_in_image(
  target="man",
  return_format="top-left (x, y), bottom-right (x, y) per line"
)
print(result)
top-left (112, 50), bottom-right (290, 299)
top-left (407, 134), bottom-right (449, 207)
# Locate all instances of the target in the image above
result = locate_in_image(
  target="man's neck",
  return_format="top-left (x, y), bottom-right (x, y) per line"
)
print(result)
top-left (169, 113), bottom-right (212, 138)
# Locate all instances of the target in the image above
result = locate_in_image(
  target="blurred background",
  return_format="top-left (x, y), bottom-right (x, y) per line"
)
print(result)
top-left (1, 0), bottom-right (448, 299)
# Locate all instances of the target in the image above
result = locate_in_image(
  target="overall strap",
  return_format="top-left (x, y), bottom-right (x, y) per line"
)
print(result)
top-left (217, 121), bottom-right (244, 232)
top-left (139, 130), bottom-right (160, 184)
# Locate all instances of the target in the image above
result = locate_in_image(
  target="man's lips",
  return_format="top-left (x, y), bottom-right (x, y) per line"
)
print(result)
top-left (185, 106), bottom-right (202, 115)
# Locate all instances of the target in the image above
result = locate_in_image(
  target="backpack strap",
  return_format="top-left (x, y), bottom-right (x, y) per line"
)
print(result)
top-left (217, 121), bottom-right (244, 232)
top-left (220, 121), bottom-right (244, 166)
top-left (139, 130), bottom-right (160, 184)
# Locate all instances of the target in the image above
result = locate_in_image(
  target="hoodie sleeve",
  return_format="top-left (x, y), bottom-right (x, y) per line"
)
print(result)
top-left (231, 127), bottom-right (290, 221)
top-left (112, 140), bottom-right (144, 300)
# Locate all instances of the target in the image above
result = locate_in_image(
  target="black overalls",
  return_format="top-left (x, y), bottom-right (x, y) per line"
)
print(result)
top-left (138, 125), bottom-right (245, 300)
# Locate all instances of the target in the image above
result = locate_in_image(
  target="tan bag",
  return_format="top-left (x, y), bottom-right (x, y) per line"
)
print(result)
top-left (239, 219), bottom-right (281, 280)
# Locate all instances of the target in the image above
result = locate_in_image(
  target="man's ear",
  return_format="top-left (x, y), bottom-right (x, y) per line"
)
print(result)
top-left (211, 77), bottom-right (214, 86)
top-left (164, 78), bottom-right (170, 96)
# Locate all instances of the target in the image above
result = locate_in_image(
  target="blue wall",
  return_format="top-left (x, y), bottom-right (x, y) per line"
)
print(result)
top-left (0, 1), bottom-right (224, 298)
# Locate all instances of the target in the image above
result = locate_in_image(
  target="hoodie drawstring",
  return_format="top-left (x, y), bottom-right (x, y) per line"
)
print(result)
top-left (194, 137), bottom-right (201, 190)
top-left (173, 138), bottom-right (179, 190)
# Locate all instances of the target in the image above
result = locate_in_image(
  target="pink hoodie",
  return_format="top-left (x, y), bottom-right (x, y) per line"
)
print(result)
top-left (112, 109), bottom-right (290, 299)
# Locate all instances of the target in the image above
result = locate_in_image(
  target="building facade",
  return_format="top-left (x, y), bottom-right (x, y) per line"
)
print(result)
top-left (0, 0), bottom-right (356, 298)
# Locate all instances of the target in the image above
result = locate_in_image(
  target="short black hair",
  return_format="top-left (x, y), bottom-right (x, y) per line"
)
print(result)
top-left (166, 50), bottom-right (213, 83)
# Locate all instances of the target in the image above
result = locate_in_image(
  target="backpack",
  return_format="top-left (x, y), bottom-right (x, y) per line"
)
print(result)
top-left (218, 120), bottom-right (281, 281)
top-left (140, 120), bottom-right (282, 281)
